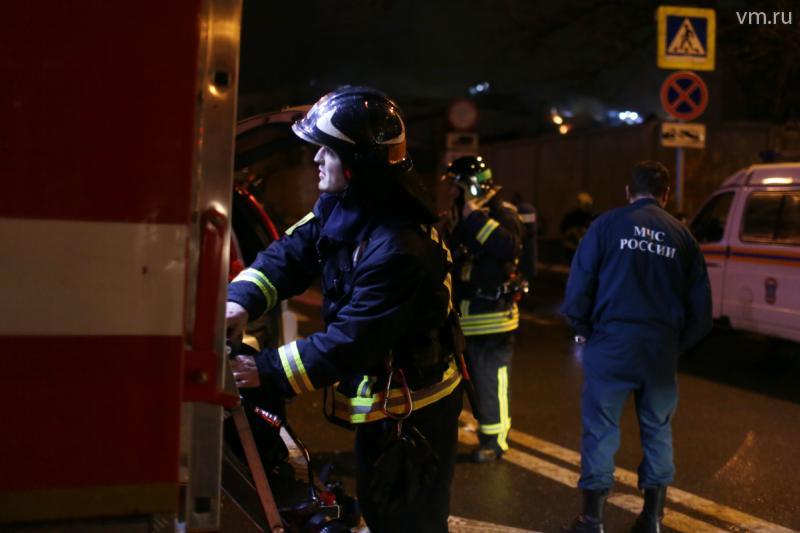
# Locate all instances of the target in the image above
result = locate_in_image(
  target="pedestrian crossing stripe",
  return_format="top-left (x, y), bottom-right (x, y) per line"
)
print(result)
top-left (667, 18), bottom-right (706, 56)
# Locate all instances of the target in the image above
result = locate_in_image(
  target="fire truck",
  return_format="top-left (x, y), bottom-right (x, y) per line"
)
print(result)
top-left (0, 2), bottom-right (345, 531)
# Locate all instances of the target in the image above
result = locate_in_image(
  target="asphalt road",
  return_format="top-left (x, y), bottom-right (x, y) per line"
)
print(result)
top-left (283, 271), bottom-right (800, 533)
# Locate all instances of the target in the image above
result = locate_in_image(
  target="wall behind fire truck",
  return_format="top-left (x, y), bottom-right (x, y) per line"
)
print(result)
top-left (483, 122), bottom-right (800, 240)
top-left (241, 119), bottom-right (800, 243)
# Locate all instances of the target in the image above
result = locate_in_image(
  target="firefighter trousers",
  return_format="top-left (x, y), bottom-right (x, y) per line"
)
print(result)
top-left (464, 332), bottom-right (515, 451)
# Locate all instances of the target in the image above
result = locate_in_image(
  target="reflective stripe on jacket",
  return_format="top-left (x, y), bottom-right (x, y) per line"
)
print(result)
top-left (459, 301), bottom-right (520, 336)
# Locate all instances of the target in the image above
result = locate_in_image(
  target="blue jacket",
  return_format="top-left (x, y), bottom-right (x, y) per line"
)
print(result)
top-left (561, 198), bottom-right (712, 353)
top-left (228, 193), bottom-right (461, 423)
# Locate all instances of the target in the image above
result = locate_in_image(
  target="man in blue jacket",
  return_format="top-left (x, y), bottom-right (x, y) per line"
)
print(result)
top-left (561, 161), bottom-right (712, 533)
top-left (226, 87), bottom-right (462, 533)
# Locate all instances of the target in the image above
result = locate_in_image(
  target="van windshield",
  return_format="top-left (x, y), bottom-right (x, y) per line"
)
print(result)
top-left (691, 192), bottom-right (734, 243)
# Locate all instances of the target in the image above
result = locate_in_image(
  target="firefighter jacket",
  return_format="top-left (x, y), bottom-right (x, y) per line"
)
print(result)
top-left (561, 197), bottom-right (712, 353)
top-left (447, 196), bottom-right (524, 336)
top-left (228, 193), bottom-right (462, 424)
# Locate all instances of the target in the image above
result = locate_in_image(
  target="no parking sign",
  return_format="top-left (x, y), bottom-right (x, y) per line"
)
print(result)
top-left (660, 71), bottom-right (708, 121)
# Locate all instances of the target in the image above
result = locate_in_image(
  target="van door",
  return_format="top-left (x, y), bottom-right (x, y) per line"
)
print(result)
top-left (690, 191), bottom-right (736, 318)
top-left (725, 190), bottom-right (800, 342)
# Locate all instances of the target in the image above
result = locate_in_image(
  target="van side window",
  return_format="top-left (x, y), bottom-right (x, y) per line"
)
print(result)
top-left (741, 192), bottom-right (800, 245)
top-left (691, 192), bottom-right (734, 243)
top-left (776, 193), bottom-right (800, 245)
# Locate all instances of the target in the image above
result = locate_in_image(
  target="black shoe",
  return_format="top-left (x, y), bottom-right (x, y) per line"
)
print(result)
top-left (631, 486), bottom-right (667, 533)
top-left (562, 489), bottom-right (608, 533)
top-left (471, 446), bottom-right (502, 463)
top-left (561, 514), bottom-right (604, 533)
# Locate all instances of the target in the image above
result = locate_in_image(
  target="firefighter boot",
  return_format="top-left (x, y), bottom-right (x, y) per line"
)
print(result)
top-left (561, 489), bottom-right (608, 533)
top-left (471, 445), bottom-right (503, 463)
top-left (631, 486), bottom-right (667, 533)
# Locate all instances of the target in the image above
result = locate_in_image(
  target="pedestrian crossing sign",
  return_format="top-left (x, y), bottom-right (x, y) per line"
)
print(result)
top-left (657, 6), bottom-right (716, 71)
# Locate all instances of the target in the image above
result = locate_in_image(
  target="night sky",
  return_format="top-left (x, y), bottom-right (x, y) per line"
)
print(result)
top-left (238, 0), bottom-right (800, 139)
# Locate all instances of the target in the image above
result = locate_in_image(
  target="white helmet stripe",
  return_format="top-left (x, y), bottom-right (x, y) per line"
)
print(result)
top-left (380, 129), bottom-right (405, 145)
top-left (317, 108), bottom-right (356, 144)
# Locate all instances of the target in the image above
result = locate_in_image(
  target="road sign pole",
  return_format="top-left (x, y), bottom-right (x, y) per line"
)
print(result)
top-left (675, 146), bottom-right (685, 213)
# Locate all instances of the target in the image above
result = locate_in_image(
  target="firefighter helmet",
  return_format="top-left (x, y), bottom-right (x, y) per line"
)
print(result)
top-left (292, 86), bottom-right (411, 173)
top-left (444, 155), bottom-right (497, 200)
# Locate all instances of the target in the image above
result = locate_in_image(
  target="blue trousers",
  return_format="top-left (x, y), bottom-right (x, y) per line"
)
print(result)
top-left (579, 331), bottom-right (678, 490)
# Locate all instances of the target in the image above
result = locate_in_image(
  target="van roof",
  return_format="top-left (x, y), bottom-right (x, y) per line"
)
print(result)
top-left (721, 162), bottom-right (800, 187)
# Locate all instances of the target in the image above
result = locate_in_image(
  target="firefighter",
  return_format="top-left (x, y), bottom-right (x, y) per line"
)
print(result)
top-left (441, 156), bottom-right (524, 463)
top-left (560, 161), bottom-right (712, 533)
top-left (225, 87), bottom-right (463, 533)
top-left (560, 192), bottom-right (595, 261)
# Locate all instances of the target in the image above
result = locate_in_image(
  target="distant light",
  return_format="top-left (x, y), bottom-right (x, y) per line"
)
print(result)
top-left (559, 124), bottom-right (569, 135)
top-left (762, 177), bottom-right (794, 185)
top-left (552, 115), bottom-right (564, 125)
top-left (618, 111), bottom-right (642, 125)
top-left (468, 82), bottom-right (491, 95)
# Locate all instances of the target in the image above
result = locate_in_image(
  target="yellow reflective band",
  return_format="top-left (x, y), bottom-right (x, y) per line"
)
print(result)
top-left (357, 376), bottom-right (369, 397)
top-left (356, 375), bottom-right (377, 398)
top-left (460, 306), bottom-right (520, 336)
top-left (461, 321), bottom-right (519, 336)
top-left (288, 341), bottom-right (314, 393)
top-left (442, 239), bottom-right (453, 264)
top-left (460, 306), bottom-right (519, 323)
top-left (430, 226), bottom-right (441, 243)
top-left (285, 211), bottom-right (315, 236)
top-left (460, 299), bottom-right (471, 317)
top-left (476, 219), bottom-right (500, 244)
top-left (232, 268), bottom-right (277, 310)
top-left (332, 359), bottom-right (462, 424)
top-left (459, 306), bottom-right (519, 336)
top-left (278, 344), bottom-right (302, 395)
top-left (460, 262), bottom-right (472, 281)
top-left (426, 225), bottom-right (454, 308)
top-left (479, 422), bottom-right (506, 435)
top-left (444, 274), bottom-right (454, 312)
top-left (498, 366), bottom-right (510, 451)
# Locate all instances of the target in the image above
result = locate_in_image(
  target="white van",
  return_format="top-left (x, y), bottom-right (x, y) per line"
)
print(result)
top-left (689, 163), bottom-right (800, 343)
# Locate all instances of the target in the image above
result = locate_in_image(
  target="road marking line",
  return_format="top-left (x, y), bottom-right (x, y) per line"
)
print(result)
top-left (459, 429), bottom-right (727, 533)
top-left (459, 413), bottom-right (797, 533)
top-left (448, 515), bottom-right (539, 532)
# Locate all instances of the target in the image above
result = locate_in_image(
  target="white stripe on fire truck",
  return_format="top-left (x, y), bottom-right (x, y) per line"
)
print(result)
top-left (0, 218), bottom-right (187, 336)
